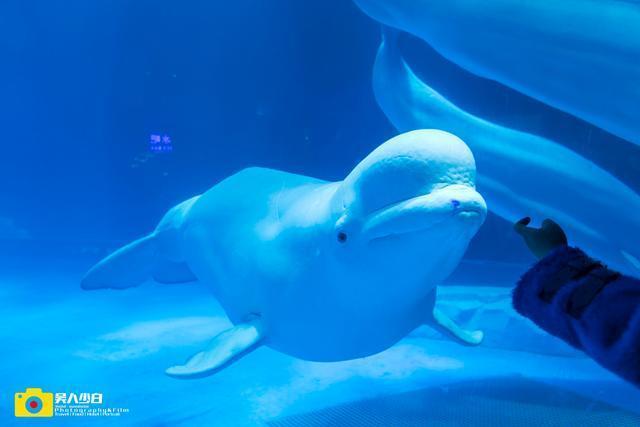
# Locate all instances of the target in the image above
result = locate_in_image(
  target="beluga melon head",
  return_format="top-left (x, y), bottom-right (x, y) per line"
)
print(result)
top-left (330, 129), bottom-right (486, 287)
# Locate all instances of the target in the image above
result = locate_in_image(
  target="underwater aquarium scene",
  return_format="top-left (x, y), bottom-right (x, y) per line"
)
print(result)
top-left (2, 0), bottom-right (640, 426)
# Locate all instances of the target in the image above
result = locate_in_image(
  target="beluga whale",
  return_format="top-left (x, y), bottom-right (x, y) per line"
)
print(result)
top-left (353, 0), bottom-right (640, 145)
top-left (373, 28), bottom-right (640, 275)
top-left (82, 130), bottom-right (487, 378)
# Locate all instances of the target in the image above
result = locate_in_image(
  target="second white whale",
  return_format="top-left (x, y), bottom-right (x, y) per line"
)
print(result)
top-left (373, 29), bottom-right (640, 274)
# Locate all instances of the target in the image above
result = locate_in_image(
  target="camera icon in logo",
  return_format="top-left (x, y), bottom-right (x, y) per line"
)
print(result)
top-left (14, 388), bottom-right (54, 417)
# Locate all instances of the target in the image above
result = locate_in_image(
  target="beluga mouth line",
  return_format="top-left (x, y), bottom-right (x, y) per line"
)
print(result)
top-left (362, 189), bottom-right (486, 241)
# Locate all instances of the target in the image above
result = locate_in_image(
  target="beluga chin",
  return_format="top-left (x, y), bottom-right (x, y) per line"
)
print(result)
top-left (82, 129), bottom-right (487, 378)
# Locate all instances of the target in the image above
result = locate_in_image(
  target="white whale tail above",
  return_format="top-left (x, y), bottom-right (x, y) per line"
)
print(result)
top-left (374, 26), bottom-right (479, 134)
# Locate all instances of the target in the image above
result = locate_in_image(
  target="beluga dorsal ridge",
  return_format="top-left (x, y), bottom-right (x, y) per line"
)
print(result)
top-left (82, 129), bottom-right (487, 378)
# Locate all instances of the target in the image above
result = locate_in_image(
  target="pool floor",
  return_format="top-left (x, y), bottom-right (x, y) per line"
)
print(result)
top-left (2, 269), bottom-right (639, 426)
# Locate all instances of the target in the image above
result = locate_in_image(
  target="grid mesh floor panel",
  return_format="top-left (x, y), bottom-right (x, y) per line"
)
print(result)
top-left (268, 377), bottom-right (640, 427)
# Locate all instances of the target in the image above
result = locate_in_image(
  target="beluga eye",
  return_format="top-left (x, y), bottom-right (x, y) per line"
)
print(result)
top-left (337, 231), bottom-right (348, 243)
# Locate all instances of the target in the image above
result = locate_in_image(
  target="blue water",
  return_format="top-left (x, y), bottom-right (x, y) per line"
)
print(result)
top-left (2, 1), bottom-right (640, 425)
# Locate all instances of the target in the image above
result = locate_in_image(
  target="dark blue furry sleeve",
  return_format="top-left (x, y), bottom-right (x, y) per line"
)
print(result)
top-left (513, 246), bottom-right (640, 387)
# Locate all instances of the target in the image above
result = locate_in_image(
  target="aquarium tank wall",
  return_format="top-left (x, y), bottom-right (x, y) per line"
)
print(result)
top-left (1, 0), bottom-right (639, 426)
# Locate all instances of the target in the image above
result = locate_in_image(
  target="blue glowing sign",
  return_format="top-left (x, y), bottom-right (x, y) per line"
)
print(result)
top-left (149, 134), bottom-right (173, 152)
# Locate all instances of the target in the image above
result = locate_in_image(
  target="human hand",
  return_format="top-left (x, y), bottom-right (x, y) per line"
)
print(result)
top-left (514, 217), bottom-right (568, 259)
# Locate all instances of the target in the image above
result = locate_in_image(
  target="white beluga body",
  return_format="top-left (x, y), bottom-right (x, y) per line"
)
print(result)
top-left (353, 0), bottom-right (640, 145)
top-left (82, 130), bottom-right (487, 378)
top-left (373, 29), bottom-right (640, 275)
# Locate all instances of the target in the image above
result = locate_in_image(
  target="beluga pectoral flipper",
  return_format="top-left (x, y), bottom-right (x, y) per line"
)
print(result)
top-left (423, 288), bottom-right (483, 346)
top-left (166, 316), bottom-right (264, 379)
top-left (83, 130), bottom-right (487, 378)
